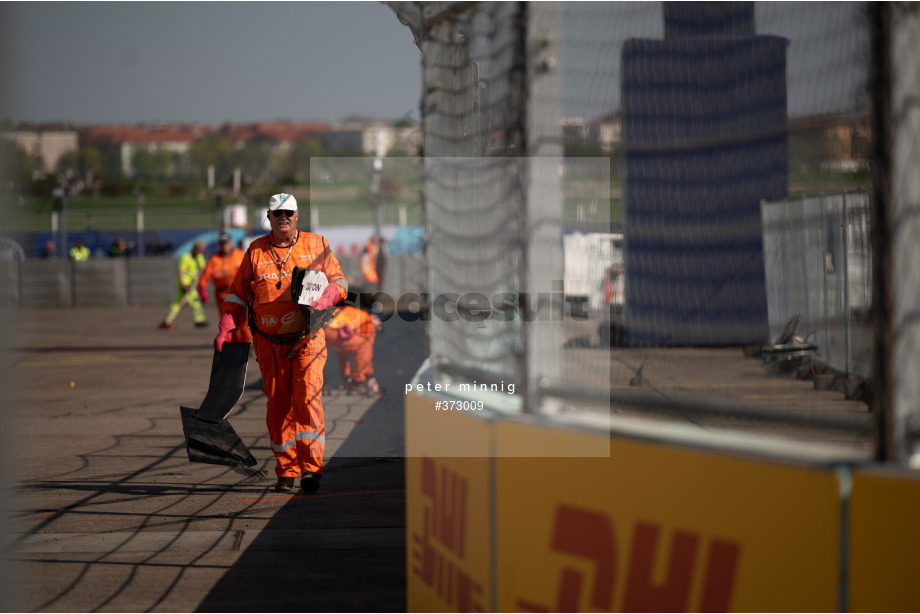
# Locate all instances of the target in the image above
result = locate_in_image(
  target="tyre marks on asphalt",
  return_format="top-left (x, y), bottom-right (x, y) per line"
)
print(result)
top-left (232, 488), bottom-right (404, 504)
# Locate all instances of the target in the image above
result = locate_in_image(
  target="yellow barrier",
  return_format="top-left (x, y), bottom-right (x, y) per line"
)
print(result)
top-left (405, 392), bottom-right (492, 612)
top-left (405, 391), bottom-right (920, 612)
top-left (494, 422), bottom-right (840, 612)
top-left (849, 467), bottom-right (920, 611)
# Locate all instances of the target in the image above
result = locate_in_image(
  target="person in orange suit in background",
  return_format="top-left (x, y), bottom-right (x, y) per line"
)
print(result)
top-left (199, 233), bottom-right (252, 343)
top-left (359, 234), bottom-right (382, 293)
top-left (324, 303), bottom-right (381, 395)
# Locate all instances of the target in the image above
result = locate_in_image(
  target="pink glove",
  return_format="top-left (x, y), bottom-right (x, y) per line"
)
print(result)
top-left (198, 281), bottom-right (209, 303)
top-left (214, 306), bottom-right (241, 352)
top-left (311, 284), bottom-right (342, 311)
top-left (338, 325), bottom-right (355, 340)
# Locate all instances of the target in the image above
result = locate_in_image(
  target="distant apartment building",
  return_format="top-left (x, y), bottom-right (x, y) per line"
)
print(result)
top-left (560, 112), bottom-right (870, 172)
top-left (788, 114), bottom-right (871, 172)
top-left (394, 124), bottom-right (422, 155)
top-left (79, 123), bottom-right (212, 177)
top-left (0, 117), bottom-right (435, 187)
top-left (219, 121), bottom-right (331, 151)
top-left (561, 114), bottom-right (622, 153)
top-left (322, 121), bottom-right (421, 155)
top-left (0, 124), bottom-right (78, 174)
top-left (321, 124), bottom-right (365, 153)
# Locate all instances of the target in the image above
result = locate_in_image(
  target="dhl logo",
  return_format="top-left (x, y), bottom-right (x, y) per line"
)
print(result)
top-left (517, 505), bottom-right (742, 612)
top-left (411, 457), bottom-right (484, 612)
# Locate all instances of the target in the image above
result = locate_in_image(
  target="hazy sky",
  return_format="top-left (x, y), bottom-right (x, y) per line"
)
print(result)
top-left (559, 2), bottom-right (867, 120)
top-left (0, 2), bottom-right (423, 126)
top-left (0, 2), bottom-right (867, 128)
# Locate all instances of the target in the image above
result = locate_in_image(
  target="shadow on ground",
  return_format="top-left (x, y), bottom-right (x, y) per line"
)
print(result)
top-left (195, 315), bottom-right (426, 613)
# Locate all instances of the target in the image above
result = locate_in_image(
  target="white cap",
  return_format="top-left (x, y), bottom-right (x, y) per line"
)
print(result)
top-left (268, 193), bottom-right (298, 212)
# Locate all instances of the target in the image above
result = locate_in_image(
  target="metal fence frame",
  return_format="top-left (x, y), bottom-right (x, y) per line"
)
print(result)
top-left (0, 253), bottom-right (426, 310)
top-left (761, 191), bottom-right (872, 379)
top-left (0, 201), bottom-right (423, 259)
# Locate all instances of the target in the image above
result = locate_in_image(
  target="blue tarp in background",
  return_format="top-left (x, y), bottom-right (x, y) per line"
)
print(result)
top-left (31, 230), bottom-right (200, 259)
top-left (622, 6), bottom-right (788, 346)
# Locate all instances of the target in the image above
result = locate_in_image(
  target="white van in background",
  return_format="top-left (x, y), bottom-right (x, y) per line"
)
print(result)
top-left (564, 231), bottom-right (627, 345)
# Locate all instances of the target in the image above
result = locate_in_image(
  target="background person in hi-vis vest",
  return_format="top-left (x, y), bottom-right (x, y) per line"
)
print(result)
top-left (158, 241), bottom-right (208, 330)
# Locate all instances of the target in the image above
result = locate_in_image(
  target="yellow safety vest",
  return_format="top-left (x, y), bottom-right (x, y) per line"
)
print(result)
top-left (69, 246), bottom-right (90, 261)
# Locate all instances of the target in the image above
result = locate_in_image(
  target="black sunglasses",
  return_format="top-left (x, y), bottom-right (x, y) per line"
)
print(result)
top-left (270, 209), bottom-right (295, 218)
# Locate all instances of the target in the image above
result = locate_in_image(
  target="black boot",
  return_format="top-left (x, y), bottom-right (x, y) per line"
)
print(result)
top-left (300, 472), bottom-right (321, 493)
top-left (274, 477), bottom-right (295, 492)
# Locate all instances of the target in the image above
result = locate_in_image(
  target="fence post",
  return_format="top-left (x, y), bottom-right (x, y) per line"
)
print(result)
top-left (136, 195), bottom-right (146, 257)
top-left (53, 188), bottom-right (67, 260)
top-left (868, 0), bottom-right (893, 462)
top-left (822, 194), bottom-right (830, 364)
top-left (216, 194), bottom-right (225, 234)
top-left (843, 191), bottom-right (851, 375)
top-left (523, 2), bottom-right (564, 414)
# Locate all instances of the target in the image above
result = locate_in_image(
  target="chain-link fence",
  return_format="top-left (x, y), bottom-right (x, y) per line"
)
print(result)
top-left (0, 206), bottom-right (229, 258)
top-left (310, 203), bottom-right (422, 228)
top-left (886, 3), bottom-right (920, 465)
top-left (391, 2), bottom-right (892, 452)
top-left (406, 2), bottom-right (533, 394)
top-left (0, 199), bottom-right (423, 259)
top-left (388, 2), bottom-right (920, 460)
top-left (0, 206), bottom-right (221, 234)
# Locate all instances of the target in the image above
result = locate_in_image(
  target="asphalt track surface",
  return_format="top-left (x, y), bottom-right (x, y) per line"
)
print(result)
top-left (3, 305), bottom-right (426, 613)
top-left (1, 305), bottom-right (875, 612)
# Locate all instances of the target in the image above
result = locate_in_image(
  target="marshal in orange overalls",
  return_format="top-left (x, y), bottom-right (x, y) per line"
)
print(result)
top-left (224, 232), bottom-right (347, 479)
top-left (200, 246), bottom-right (252, 343)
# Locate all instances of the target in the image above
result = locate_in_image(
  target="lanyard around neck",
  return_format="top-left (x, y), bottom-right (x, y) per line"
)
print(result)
top-left (269, 231), bottom-right (298, 288)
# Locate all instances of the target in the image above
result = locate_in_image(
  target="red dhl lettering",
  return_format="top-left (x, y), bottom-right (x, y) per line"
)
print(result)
top-left (517, 505), bottom-right (741, 612)
top-left (411, 457), bottom-right (484, 612)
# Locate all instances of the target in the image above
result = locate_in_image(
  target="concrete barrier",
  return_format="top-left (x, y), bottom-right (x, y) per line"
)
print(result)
top-left (127, 257), bottom-right (176, 306)
top-left (0, 255), bottom-right (426, 309)
top-left (0, 262), bottom-right (20, 308)
top-left (73, 260), bottom-right (129, 307)
top-left (20, 260), bottom-right (74, 308)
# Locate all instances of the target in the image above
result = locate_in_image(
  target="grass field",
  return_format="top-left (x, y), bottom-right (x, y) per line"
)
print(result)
top-left (0, 166), bottom-right (868, 235)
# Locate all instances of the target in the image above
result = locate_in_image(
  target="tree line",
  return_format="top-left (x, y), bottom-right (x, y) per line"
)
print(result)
top-left (0, 131), bottom-right (405, 199)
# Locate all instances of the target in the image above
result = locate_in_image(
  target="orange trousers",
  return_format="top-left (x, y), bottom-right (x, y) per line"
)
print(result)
top-left (326, 328), bottom-right (376, 383)
top-left (216, 296), bottom-right (252, 343)
top-left (253, 333), bottom-right (326, 478)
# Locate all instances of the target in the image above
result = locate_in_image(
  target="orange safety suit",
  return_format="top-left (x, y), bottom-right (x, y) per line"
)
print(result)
top-left (324, 305), bottom-right (377, 384)
top-left (224, 232), bottom-right (347, 479)
top-left (360, 240), bottom-right (379, 286)
top-left (200, 248), bottom-right (252, 343)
